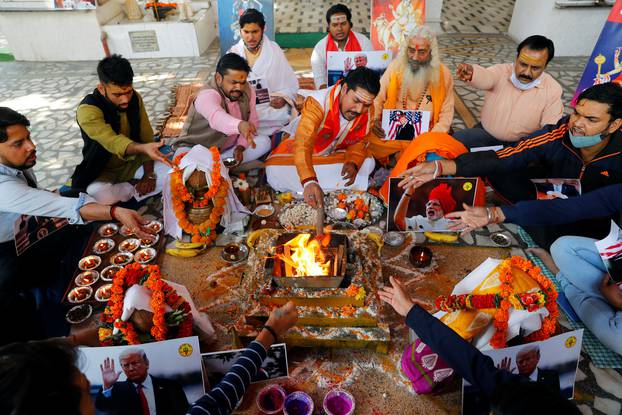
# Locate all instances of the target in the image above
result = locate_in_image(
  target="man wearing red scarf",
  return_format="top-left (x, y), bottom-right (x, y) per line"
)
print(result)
top-left (310, 4), bottom-right (374, 90)
top-left (265, 67), bottom-right (380, 208)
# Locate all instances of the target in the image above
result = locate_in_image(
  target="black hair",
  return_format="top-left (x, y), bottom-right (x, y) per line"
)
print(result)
top-left (97, 54), bottom-right (134, 86)
top-left (343, 67), bottom-right (381, 96)
top-left (0, 107), bottom-right (30, 143)
top-left (216, 53), bottom-right (251, 77)
top-left (326, 4), bottom-right (352, 27)
top-left (517, 35), bottom-right (555, 64)
top-left (490, 381), bottom-right (580, 415)
top-left (577, 82), bottom-right (622, 121)
top-left (0, 339), bottom-right (83, 415)
top-left (239, 8), bottom-right (265, 29)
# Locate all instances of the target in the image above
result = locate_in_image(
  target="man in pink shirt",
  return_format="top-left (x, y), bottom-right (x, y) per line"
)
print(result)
top-left (170, 53), bottom-right (270, 163)
top-left (453, 35), bottom-right (563, 149)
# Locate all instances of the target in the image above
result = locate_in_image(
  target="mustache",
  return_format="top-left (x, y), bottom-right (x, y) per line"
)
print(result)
top-left (519, 74), bottom-right (533, 81)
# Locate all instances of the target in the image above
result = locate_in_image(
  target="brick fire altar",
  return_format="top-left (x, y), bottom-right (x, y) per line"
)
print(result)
top-left (234, 229), bottom-right (390, 352)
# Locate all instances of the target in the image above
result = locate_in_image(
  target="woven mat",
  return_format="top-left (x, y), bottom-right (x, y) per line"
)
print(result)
top-left (160, 83), bottom-right (203, 138)
top-left (518, 228), bottom-right (622, 369)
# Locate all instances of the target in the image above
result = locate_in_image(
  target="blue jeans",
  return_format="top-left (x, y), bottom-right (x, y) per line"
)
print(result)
top-left (551, 236), bottom-right (622, 355)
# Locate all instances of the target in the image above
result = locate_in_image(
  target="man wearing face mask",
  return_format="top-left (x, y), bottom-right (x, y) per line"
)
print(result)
top-left (311, 4), bottom-right (374, 90)
top-left (453, 35), bottom-right (563, 149)
top-left (265, 67), bottom-right (380, 207)
top-left (68, 55), bottom-right (173, 204)
top-left (369, 27), bottom-right (454, 161)
top-left (228, 9), bottom-right (298, 137)
top-left (170, 53), bottom-right (271, 164)
top-left (398, 82), bottom-right (622, 249)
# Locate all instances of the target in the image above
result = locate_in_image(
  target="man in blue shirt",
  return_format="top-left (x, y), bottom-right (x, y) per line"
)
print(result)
top-left (0, 106), bottom-right (156, 343)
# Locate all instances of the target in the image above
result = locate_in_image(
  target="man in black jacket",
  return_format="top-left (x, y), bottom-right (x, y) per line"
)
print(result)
top-left (378, 276), bottom-right (579, 415)
top-left (96, 348), bottom-right (189, 415)
top-left (67, 55), bottom-right (172, 204)
top-left (398, 82), bottom-right (622, 248)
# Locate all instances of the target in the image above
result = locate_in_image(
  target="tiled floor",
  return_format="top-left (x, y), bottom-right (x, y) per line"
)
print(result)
top-left (274, 0), bottom-right (515, 35)
top-left (0, 54), bottom-right (217, 188)
top-left (441, 0), bottom-right (515, 34)
top-left (275, 0), bottom-right (370, 33)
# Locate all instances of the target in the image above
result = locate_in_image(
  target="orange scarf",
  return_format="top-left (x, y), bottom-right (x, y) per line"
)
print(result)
top-left (314, 81), bottom-right (371, 154)
top-left (380, 132), bottom-right (481, 203)
top-left (325, 31), bottom-right (362, 62)
top-left (384, 65), bottom-right (446, 128)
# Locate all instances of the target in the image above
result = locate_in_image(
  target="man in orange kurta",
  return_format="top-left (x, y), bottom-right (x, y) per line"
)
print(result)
top-left (265, 67), bottom-right (380, 207)
top-left (369, 26), bottom-right (454, 162)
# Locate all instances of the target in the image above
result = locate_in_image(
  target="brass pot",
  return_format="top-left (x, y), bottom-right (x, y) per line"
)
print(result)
top-left (186, 204), bottom-right (213, 224)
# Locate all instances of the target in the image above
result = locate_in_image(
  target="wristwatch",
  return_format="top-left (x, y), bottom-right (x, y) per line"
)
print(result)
top-left (146, 173), bottom-right (157, 180)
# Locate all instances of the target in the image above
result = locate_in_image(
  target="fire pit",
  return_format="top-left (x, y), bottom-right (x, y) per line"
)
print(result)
top-left (266, 233), bottom-right (349, 289)
top-left (237, 229), bottom-right (390, 352)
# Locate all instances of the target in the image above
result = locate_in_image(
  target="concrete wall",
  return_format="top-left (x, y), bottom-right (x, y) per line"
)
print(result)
top-left (426, 0), bottom-right (444, 33)
top-left (509, 0), bottom-right (611, 56)
top-left (0, 10), bottom-right (105, 61)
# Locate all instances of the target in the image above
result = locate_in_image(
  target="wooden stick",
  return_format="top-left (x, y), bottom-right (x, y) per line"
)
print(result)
top-left (336, 245), bottom-right (345, 276)
top-left (283, 246), bottom-right (294, 276)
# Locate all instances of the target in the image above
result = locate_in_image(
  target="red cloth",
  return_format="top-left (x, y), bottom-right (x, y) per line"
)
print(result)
top-left (428, 183), bottom-right (457, 214)
top-left (313, 81), bottom-right (370, 153)
top-left (137, 384), bottom-right (150, 415)
top-left (325, 31), bottom-right (362, 61)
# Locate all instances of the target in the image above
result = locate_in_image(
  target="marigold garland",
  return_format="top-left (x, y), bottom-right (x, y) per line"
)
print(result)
top-left (99, 263), bottom-right (193, 345)
top-left (171, 148), bottom-right (228, 244)
top-left (435, 256), bottom-right (558, 349)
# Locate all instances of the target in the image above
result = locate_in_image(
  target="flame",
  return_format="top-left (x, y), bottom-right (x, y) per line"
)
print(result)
top-left (280, 233), bottom-right (331, 276)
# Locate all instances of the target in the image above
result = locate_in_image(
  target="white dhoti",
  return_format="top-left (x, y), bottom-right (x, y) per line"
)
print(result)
top-left (266, 157), bottom-right (375, 195)
top-left (86, 161), bottom-right (170, 205)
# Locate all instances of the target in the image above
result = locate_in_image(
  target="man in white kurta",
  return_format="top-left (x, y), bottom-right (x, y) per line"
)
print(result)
top-left (311, 4), bottom-right (374, 89)
top-left (229, 8), bottom-right (299, 136)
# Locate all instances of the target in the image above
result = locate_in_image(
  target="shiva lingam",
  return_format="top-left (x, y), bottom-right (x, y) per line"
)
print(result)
top-left (185, 169), bottom-right (213, 224)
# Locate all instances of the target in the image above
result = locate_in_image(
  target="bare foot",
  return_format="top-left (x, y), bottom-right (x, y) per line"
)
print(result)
top-left (526, 247), bottom-right (559, 274)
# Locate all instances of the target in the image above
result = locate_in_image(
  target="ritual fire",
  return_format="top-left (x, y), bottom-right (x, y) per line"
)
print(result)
top-left (278, 233), bottom-right (330, 277)
top-left (267, 233), bottom-right (348, 288)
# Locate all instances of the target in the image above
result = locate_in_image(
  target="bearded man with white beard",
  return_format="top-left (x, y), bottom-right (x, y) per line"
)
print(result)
top-left (369, 27), bottom-right (454, 161)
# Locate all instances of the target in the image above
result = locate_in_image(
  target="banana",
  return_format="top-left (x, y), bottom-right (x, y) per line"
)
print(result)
top-left (175, 241), bottom-right (205, 249)
top-left (246, 229), bottom-right (270, 248)
top-left (424, 231), bottom-right (459, 243)
top-left (366, 232), bottom-right (384, 255)
top-left (166, 248), bottom-right (203, 257)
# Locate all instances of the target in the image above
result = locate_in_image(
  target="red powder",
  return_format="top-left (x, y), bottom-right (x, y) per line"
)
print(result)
top-left (259, 389), bottom-right (284, 411)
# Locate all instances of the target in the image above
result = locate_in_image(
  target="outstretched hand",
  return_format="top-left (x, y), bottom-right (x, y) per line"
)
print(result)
top-left (445, 204), bottom-right (490, 234)
top-left (113, 207), bottom-right (156, 241)
top-left (378, 276), bottom-right (415, 317)
top-left (397, 162), bottom-right (436, 191)
top-left (100, 357), bottom-right (121, 390)
top-left (497, 356), bottom-right (515, 373)
top-left (141, 141), bottom-right (174, 168)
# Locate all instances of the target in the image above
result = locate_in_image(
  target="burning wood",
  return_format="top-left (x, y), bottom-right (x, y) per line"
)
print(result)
top-left (278, 233), bottom-right (331, 277)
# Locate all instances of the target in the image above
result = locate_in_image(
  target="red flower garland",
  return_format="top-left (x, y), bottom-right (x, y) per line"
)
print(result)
top-left (435, 256), bottom-right (558, 349)
top-left (99, 263), bottom-right (193, 345)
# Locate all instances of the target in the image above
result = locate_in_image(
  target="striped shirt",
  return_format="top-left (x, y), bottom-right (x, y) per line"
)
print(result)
top-left (187, 341), bottom-right (269, 415)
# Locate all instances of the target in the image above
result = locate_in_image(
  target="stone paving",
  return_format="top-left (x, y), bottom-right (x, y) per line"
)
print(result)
top-left (1, 2), bottom-right (621, 413)
top-left (275, 0), bottom-right (370, 34)
top-left (0, 53), bottom-right (216, 188)
top-left (441, 0), bottom-right (515, 34)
